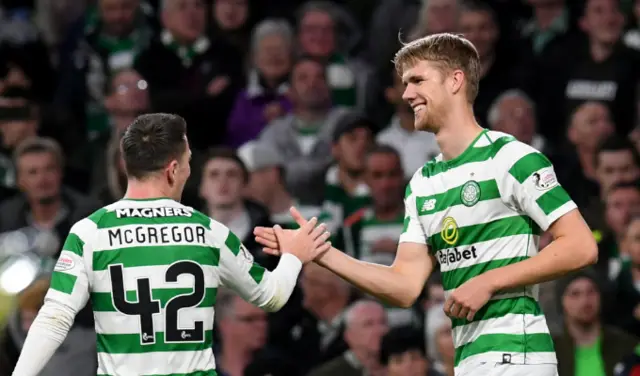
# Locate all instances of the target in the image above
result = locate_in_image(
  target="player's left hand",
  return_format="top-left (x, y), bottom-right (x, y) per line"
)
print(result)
top-left (444, 275), bottom-right (495, 321)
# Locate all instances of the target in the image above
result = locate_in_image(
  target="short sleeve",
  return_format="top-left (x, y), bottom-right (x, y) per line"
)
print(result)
top-left (399, 181), bottom-right (428, 245)
top-left (45, 220), bottom-right (93, 313)
top-left (497, 143), bottom-right (577, 231)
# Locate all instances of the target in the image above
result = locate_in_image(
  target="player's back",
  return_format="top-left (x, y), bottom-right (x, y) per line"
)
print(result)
top-left (83, 198), bottom-right (220, 375)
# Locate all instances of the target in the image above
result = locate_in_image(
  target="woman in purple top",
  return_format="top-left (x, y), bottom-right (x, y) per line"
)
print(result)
top-left (226, 19), bottom-right (293, 148)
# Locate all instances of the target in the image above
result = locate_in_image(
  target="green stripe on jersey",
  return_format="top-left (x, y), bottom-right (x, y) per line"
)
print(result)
top-left (450, 296), bottom-right (542, 328)
top-left (442, 256), bottom-right (529, 291)
top-left (96, 210), bottom-right (211, 229)
top-left (421, 133), bottom-right (514, 178)
top-left (93, 245), bottom-right (220, 271)
top-left (429, 215), bottom-right (540, 251)
top-left (416, 179), bottom-right (500, 216)
top-left (97, 330), bottom-right (214, 354)
top-left (50, 271), bottom-right (77, 294)
top-left (225, 231), bottom-right (241, 255)
top-left (92, 288), bottom-right (218, 311)
top-left (508, 152), bottom-right (551, 183)
top-left (454, 333), bottom-right (554, 367)
top-left (62, 233), bottom-right (85, 256)
top-left (98, 371), bottom-right (217, 376)
top-left (537, 186), bottom-right (571, 215)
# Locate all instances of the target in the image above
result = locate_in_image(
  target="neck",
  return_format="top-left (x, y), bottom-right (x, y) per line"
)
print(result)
top-left (374, 202), bottom-right (403, 221)
top-left (436, 106), bottom-right (483, 161)
top-left (397, 111), bottom-right (415, 132)
top-left (307, 295), bottom-right (348, 322)
top-left (268, 187), bottom-right (294, 214)
top-left (352, 348), bottom-right (383, 374)
top-left (566, 319), bottom-right (601, 346)
top-left (479, 53), bottom-right (495, 78)
top-left (125, 180), bottom-right (173, 201)
top-left (294, 108), bottom-right (327, 123)
top-left (533, 3), bottom-right (564, 30)
top-left (576, 148), bottom-right (597, 180)
top-left (590, 40), bottom-right (614, 62)
top-left (208, 202), bottom-right (244, 225)
top-left (219, 341), bottom-right (254, 376)
top-left (29, 197), bottom-right (62, 227)
top-left (338, 167), bottom-right (362, 194)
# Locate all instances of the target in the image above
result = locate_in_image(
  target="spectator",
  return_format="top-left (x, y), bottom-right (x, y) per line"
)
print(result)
top-left (0, 277), bottom-right (96, 375)
top-left (54, 0), bottom-right (155, 143)
top-left (215, 288), bottom-right (290, 376)
top-left (520, 0), bottom-right (573, 55)
top-left (623, 0), bottom-right (640, 51)
top-left (425, 304), bottom-right (455, 376)
top-left (211, 0), bottom-right (253, 61)
top-left (554, 270), bottom-right (638, 376)
top-left (583, 136), bottom-right (640, 239)
top-left (259, 56), bottom-right (349, 204)
top-left (380, 326), bottom-right (438, 376)
top-left (377, 69), bottom-right (439, 179)
top-left (226, 19), bottom-right (293, 148)
top-left (487, 89), bottom-right (550, 155)
top-left (613, 216), bottom-right (640, 337)
top-left (459, 0), bottom-right (530, 128)
top-left (268, 263), bottom-right (353, 373)
top-left (197, 147), bottom-right (274, 267)
top-left (134, 0), bottom-right (244, 151)
top-left (0, 137), bottom-right (99, 249)
top-left (559, 102), bottom-right (615, 209)
top-left (597, 181), bottom-right (640, 280)
top-left (296, 1), bottom-right (374, 111)
top-left (90, 69), bottom-right (150, 204)
top-left (323, 114), bottom-right (374, 231)
top-left (307, 299), bottom-right (388, 376)
top-left (236, 141), bottom-right (327, 228)
top-left (538, 0), bottom-right (640, 138)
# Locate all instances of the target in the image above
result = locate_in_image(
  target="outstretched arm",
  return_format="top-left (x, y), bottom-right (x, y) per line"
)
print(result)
top-left (255, 207), bottom-right (435, 308)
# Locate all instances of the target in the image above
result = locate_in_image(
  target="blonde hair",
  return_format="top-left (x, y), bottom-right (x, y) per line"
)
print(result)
top-left (393, 33), bottom-right (481, 102)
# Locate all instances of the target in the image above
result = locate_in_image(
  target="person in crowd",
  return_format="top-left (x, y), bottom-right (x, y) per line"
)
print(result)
top-left (554, 270), bottom-right (638, 376)
top-left (215, 288), bottom-right (295, 376)
top-left (268, 263), bottom-right (354, 374)
top-left (558, 102), bottom-right (616, 209)
top-left (623, 0), bottom-right (640, 51)
top-left (307, 299), bottom-right (389, 376)
top-left (519, 0), bottom-right (573, 55)
top-left (0, 277), bottom-right (96, 376)
top-left (425, 304), bottom-right (455, 376)
top-left (295, 1), bottom-right (374, 111)
top-left (487, 89), bottom-right (550, 155)
top-left (134, 0), bottom-right (244, 150)
top-left (410, 0), bottom-right (460, 39)
top-left (226, 19), bottom-right (293, 148)
top-left (54, 0), bottom-right (156, 143)
top-left (322, 113), bottom-right (374, 231)
top-left (377, 69), bottom-right (439, 180)
top-left (259, 56), bottom-right (349, 204)
top-left (583, 136), bottom-right (640, 239)
top-left (211, 0), bottom-right (253, 61)
top-left (197, 147), bottom-right (274, 267)
top-left (613, 216), bottom-right (640, 337)
top-left (380, 326), bottom-right (438, 376)
top-left (237, 140), bottom-right (327, 228)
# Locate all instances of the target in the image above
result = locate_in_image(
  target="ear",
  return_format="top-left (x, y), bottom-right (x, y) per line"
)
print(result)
top-left (567, 123), bottom-right (578, 145)
top-left (450, 70), bottom-right (465, 96)
top-left (166, 160), bottom-right (179, 185)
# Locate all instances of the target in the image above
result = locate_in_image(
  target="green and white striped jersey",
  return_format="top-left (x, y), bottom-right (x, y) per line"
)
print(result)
top-left (45, 198), bottom-right (273, 376)
top-left (400, 130), bottom-right (576, 370)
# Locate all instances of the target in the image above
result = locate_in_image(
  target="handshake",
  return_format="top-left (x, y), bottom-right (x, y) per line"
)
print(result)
top-left (253, 207), bottom-right (332, 264)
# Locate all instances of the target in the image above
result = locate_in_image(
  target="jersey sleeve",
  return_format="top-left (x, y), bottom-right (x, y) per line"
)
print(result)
top-left (399, 179), bottom-right (428, 245)
top-left (496, 142), bottom-right (577, 231)
top-left (44, 219), bottom-right (93, 313)
top-left (210, 220), bottom-right (301, 311)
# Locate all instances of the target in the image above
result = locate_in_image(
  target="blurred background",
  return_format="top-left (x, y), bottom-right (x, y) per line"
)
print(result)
top-left (0, 0), bottom-right (639, 375)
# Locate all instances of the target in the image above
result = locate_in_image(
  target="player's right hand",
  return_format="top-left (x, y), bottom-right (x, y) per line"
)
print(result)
top-left (273, 216), bottom-right (332, 263)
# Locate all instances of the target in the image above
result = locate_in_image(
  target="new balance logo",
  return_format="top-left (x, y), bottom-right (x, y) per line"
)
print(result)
top-left (422, 199), bottom-right (436, 211)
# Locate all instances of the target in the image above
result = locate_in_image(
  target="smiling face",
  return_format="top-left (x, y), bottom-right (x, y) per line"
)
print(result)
top-left (401, 61), bottom-right (453, 133)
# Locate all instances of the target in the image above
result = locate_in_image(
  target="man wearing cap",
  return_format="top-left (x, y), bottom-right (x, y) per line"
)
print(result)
top-left (322, 113), bottom-right (375, 233)
top-left (237, 140), bottom-right (331, 230)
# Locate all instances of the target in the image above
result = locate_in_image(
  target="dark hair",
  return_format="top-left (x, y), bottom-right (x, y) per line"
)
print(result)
top-left (367, 144), bottom-right (401, 160)
top-left (204, 147), bottom-right (249, 184)
top-left (120, 113), bottom-right (187, 179)
top-left (595, 135), bottom-right (640, 167)
top-left (379, 326), bottom-right (426, 365)
top-left (292, 55), bottom-right (326, 74)
top-left (13, 137), bottom-right (64, 168)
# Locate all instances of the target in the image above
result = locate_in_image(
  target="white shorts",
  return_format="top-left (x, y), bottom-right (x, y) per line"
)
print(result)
top-left (456, 363), bottom-right (558, 376)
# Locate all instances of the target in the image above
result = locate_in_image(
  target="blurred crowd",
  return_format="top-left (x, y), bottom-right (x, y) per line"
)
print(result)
top-left (0, 0), bottom-right (640, 375)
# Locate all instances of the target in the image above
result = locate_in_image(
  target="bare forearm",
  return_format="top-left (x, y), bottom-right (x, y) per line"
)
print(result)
top-left (483, 235), bottom-right (597, 293)
top-left (316, 247), bottom-right (426, 308)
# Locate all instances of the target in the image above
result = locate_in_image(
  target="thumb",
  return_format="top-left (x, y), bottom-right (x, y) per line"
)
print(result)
top-left (290, 206), bottom-right (308, 226)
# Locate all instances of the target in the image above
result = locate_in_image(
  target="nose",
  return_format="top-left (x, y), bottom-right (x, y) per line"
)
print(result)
top-left (402, 84), bottom-right (416, 104)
